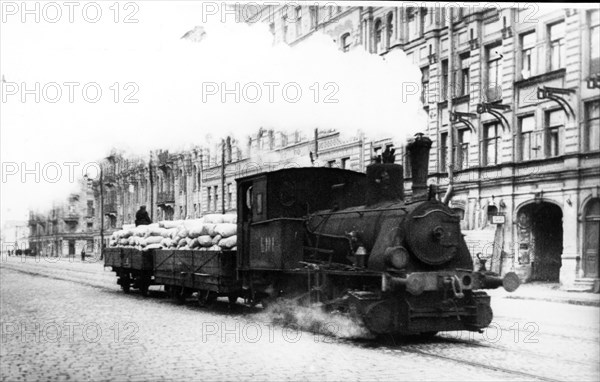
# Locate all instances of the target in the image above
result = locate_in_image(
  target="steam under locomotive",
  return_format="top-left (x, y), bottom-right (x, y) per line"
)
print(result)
top-left (105, 134), bottom-right (519, 336)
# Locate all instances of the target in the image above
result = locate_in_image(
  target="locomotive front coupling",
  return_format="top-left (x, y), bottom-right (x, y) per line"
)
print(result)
top-left (381, 270), bottom-right (520, 296)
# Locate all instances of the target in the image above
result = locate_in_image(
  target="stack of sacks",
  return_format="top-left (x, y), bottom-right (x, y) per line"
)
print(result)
top-left (109, 214), bottom-right (238, 251)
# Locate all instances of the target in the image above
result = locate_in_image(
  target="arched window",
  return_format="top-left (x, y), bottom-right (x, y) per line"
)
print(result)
top-left (340, 33), bottom-right (351, 52)
top-left (386, 12), bottom-right (394, 48)
top-left (374, 18), bottom-right (383, 53)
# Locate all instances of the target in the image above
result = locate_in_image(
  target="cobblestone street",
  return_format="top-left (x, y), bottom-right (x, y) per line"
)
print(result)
top-left (1, 258), bottom-right (598, 381)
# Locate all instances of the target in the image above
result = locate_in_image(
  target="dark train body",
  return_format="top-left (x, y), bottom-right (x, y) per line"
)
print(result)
top-left (105, 135), bottom-right (518, 336)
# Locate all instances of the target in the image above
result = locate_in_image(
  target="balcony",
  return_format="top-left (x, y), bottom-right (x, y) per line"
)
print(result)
top-left (157, 191), bottom-right (175, 205)
top-left (63, 213), bottom-right (80, 223)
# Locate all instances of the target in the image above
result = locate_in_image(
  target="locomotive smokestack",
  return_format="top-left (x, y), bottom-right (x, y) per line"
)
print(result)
top-left (407, 133), bottom-right (432, 200)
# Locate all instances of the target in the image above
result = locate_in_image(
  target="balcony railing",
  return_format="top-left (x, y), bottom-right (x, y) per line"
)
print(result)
top-left (157, 191), bottom-right (175, 205)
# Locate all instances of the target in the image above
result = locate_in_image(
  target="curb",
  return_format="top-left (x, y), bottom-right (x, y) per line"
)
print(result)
top-left (504, 295), bottom-right (600, 307)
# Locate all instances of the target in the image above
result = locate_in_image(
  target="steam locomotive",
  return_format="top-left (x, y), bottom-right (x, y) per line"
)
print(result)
top-left (105, 134), bottom-right (519, 336)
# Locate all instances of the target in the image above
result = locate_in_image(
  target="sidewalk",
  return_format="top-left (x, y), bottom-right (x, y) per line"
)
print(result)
top-left (487, 281), bottom-right (600, 307)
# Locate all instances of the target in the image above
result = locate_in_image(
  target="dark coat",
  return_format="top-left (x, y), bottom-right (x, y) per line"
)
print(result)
top-left (135, 209), bottom-right (152, 226)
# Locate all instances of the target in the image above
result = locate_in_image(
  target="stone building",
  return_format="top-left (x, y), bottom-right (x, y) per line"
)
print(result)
top-left (28, 178), bottom-right (96, 258)
top-left (247, 4), bottom-right (599, 288)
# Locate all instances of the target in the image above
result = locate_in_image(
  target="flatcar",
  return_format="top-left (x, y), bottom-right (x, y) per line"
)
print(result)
top-left (105, 134), bottom-right (519, 336)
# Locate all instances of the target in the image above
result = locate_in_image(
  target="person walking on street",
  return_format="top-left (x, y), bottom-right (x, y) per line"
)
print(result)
top-left (135, 205), bottom-right (152, 227)
top-left (81, 247), bottom-right (86, 262)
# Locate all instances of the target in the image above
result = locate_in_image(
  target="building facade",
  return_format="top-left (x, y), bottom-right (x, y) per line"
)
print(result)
top-left (27, 178), bottom-right (96, 259)
top-left (251, 3), bottom-right (599, 286)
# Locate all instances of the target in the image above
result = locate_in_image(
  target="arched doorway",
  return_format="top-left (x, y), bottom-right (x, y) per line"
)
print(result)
top-left (583, 198), bottom-right (600, 278)
top-left (517, 202), bottom-right (563, 281)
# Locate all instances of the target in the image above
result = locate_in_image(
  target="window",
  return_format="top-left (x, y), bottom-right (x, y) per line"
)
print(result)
top-left (194, 203), bottom-right (198, 217)
top-left (295, 7), bottom-right (302, 37)
top-left (441, 60), bottom-right (448, 101)
top-left (214, 186), bottom-right (219, 211)
top-left (341, 157), bottom-right (349, 169)
top-left (585, 101), bottom-right (600, 152)
top-left (341, 33), bottom-right (351, 52)
top-left (486, 46), bottom-right (503, 100)
top-left (374, 18), bottom-right (383, 53)
top-left (458, 54), bottom-right (470, 97)
top-left (519, 115), bottom-right (540, 161)
top-left (87, 200), bottom-right (94, 217)
top-left (269, 22), bottom-right (274, 35)
top-left (207, 187), bottom-right (212, 211)
top-left (439, 132), bottom-right (448, 172)
top-left (457, 129), bottom-right (470, 170)
top-left (407, 7), bottom-right (418, 41)
top-left (327, 160), bottom-right (336, 168)
top-left (520, 31), bottom-right (537, 79)
top-left (192, 166), bottom-right (197, 190)
top-left (548, 21), bottom-right (565, 71)
top-left (421, 66), bottom-right (430, 104)
top-left (419, 8), bottom-right (428, 33)
top-left (309, 6), bottom-right (317, 29)
top-left (484, 122), bottom-right (500, 166)
top-left (179, 169), bottom-right (186, 194)
top-left (282, 17), bottom-right (288, 43)
top-left (256, 193), bottom-right (263, 215)
top-left (590, 10), bottom-right (600, 74)
top-left (386, 12), bottom-right (394, 48)
top-left (545, 110), bottom-right (564, 157)
top-left (227, 183), bottom-right (233, 209)
top-left (179, 206), bottom-right (183, 219)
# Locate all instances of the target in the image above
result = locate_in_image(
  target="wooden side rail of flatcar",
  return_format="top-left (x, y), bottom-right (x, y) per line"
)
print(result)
top-left (153, 249), bottom-right (240, 305)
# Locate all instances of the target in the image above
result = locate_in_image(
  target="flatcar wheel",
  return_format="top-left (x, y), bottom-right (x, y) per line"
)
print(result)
top-left (119, 275), bottom-right (131, 294)
top-left (227, 293), bottom-right (238, 306)
top-left (170, 287), bottom-right (187, 304)
top-left (197, 290), bottom-right (217, 307)
top-left (138, 282), bottom-right (149, 296)
top-left (120, 280), bottom-right (131, 294)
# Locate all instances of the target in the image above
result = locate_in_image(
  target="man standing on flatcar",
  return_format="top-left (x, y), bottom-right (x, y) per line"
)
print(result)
top-left (135, 205), bottom-right (152, 227)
